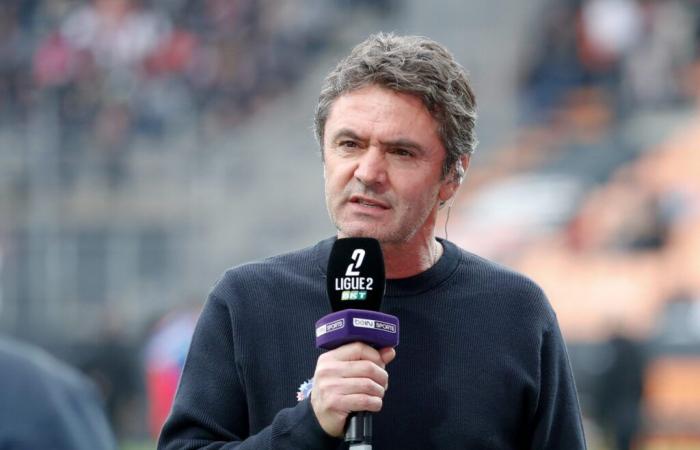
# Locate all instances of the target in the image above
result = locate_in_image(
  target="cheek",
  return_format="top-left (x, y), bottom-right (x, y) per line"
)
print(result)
top-left (417, 183), bottom-right (445, 211)
top-left (402, 176), bottom-right (441, 198)
top-left (323, 166), bottom-right (346, 201)
top-left (325, 160), bottom-right (353, 186)
top-left (323, 166), bottom-right (337, 188)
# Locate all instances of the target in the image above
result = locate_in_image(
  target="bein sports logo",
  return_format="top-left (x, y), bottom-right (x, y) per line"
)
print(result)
top-left (315, 318), bottom-right (345, 338)
top-left (352, 317), bottom-right (397, 334)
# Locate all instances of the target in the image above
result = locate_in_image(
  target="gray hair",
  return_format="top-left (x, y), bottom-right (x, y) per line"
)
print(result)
top-left (313, 32), bottom-right (478, 177)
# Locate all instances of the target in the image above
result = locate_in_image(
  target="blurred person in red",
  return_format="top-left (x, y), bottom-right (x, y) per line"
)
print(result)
top-left (145, 307), bottom-right (199, 439)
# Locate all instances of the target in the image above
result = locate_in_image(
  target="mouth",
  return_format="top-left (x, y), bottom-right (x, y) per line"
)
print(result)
top-left (348, 195), bottom-right (390, 209)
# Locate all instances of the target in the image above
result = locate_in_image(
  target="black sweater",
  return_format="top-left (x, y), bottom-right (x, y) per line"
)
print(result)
top-left (159, 237), bottom-right (586, 449)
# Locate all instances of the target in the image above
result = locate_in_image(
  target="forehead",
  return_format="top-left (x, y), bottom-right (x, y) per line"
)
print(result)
top-left (324, 85), bottom-right (443, 148)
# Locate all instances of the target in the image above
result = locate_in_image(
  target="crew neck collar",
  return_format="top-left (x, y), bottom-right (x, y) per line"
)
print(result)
top-left (315, 236), bottom-right (461, 298)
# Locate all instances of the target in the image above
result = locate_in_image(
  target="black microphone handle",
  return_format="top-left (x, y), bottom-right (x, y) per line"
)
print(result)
top-left (345, 411), bottom-right (372, 449)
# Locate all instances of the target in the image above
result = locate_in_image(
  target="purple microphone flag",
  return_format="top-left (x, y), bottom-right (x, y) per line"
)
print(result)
top-left (315, 309), bottom-right (400, 350)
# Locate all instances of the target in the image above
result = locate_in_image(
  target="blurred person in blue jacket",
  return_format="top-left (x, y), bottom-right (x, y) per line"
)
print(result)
top-left (0, 335), bottom-right (117, 450)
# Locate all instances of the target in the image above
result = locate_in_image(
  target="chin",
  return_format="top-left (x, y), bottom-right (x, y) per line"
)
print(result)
top-left (338, 228), bottom-right (376, 239)
top-left (337, 223), bottom-right (384, 240)
top-left (337, 224), bottom-right (407, 244)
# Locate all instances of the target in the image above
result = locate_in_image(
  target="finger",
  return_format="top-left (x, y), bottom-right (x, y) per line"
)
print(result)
top-left (335, 377), bottom-right (386, 398)
top-left (335, 393), bottom-right (383, 413)
top-left (316, 359), bottom-right (389, 387)
top-left (324, 342), bottom-right (385, 367)
top-left (314, 358), bottom-right (389, 388)
top-left (338, 360), bottom-right (389, 386)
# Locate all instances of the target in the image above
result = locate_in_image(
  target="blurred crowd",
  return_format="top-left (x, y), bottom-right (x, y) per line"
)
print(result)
top-left (453, 0), bottom-right (700, 448)
top-left (0, 0), bottom-right (391, 185)
top-left (519, 0), bottom-right (700, 122)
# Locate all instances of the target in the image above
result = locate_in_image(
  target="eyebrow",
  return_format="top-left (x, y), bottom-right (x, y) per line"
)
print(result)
top-left (330, 128), bottom-right (426, 155)
top-left (330, 128), bottom-right (364, 143)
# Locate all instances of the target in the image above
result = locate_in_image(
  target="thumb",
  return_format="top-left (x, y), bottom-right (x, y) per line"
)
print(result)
top-left (379, 347), bottom-right (396, 365)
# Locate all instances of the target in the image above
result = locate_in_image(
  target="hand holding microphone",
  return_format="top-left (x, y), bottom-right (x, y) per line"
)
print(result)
top-left (311, 238), bottom-right (399, 448)
top-left (311, 342), bottom-right (395, 438)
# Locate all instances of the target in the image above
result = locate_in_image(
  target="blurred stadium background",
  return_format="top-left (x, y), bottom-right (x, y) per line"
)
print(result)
top-left (1, 0), bottom-right (699, 449)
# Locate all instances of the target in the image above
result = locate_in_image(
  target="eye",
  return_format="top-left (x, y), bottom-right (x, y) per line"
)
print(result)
top-left (391, 148), bottom-right (414, 158)
top-left (338, 140), bottom-right (359, 149)
top-left (332, 138), bottom-right (364, 157)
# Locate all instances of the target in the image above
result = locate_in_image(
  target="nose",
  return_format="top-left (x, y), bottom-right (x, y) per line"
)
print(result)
top-left (354, 147), bottom-right (387, 187)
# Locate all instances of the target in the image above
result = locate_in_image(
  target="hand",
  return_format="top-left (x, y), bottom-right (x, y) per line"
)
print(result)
top-left (310, 342), bottom-right (396, 437)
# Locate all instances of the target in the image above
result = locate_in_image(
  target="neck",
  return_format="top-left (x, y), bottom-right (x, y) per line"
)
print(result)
top-left (380, 234), bottom-right (443, 279)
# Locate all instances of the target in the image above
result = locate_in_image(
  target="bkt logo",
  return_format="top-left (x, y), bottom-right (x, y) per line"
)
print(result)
top-left (341, 291), bottom-right (368, 300)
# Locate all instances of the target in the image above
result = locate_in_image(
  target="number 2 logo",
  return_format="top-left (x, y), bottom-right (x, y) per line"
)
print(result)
top-left (345, 249), bottom-right (365, 276)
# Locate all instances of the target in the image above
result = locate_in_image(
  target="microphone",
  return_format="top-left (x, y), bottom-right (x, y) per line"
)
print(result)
top-left (316, 237), bottom-right (400, 450)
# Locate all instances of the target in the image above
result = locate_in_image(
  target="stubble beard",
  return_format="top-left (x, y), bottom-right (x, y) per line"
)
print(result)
top-left (326, 196), bottom-right (430, 246)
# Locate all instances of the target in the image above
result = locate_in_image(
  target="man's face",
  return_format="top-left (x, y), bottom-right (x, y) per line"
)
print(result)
top-left (323, 84), bottom-right (456, 244)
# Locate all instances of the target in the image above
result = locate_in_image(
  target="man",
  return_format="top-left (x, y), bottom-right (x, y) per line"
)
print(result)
top-left (159, 33), bottom-right (586, 449)
top-left (0, 336), bottom-right (116, 450)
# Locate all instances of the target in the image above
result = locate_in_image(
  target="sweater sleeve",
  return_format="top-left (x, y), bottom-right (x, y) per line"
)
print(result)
top-left (157, 293), bottom-right (342, 450)
top-left (528, 318), bottom-right (587, 450)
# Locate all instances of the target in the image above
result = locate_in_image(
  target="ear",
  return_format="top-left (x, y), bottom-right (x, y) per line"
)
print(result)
top-left (438, 155), bottom-right (469, 203)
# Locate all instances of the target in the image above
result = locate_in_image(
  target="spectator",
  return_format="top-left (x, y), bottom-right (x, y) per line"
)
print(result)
top-left (621, 0), bottom-right (696, 109)
top-left (594, 329), bottom-right (647, 450)
top-left (0, 335), bottom-right (116, 450)
top-left (144, 306), bottom-right (199, 438)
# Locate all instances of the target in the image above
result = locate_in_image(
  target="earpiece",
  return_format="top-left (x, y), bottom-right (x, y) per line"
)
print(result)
top-left (454, 160), bottom-right (465, 184)
top-left (442, 158), bottom-right (466, 238)
top-left (440, 157), bottom-right (466, 208)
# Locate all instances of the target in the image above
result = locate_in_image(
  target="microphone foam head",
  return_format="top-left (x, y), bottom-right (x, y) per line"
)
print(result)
top-left (326, 238), bottom-right (385, 312)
